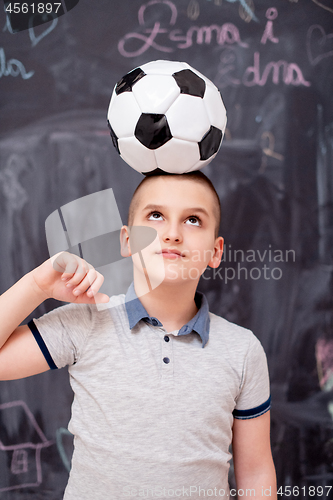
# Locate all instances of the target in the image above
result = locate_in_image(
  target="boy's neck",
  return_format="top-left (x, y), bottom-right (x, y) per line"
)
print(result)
top-left (134, 280), bottom-right (199, 333)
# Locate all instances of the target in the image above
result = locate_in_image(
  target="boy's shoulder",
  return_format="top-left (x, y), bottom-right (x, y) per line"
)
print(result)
top-left (208, 309), bottom-right (252, 338)
top-left (208, 310), bottom-right (264, 354)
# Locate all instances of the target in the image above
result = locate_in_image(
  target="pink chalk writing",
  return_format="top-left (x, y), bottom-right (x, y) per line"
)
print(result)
top-left (216, 50), bottom-right (311, 88)
top-left (118, 23), bottom-right (173, 57)
top-left (243, 52), bottom-right (311, 87)
top-left (261, 8), bottom-right (279, 45)
top-left (138, 0), bottom-right (177, 26)
top-left (170, 23), bottom-right (248, 50)
top-left (118, 0), bottom-right (248, 57)
top-left (118, 2), bottom-right (311, 89)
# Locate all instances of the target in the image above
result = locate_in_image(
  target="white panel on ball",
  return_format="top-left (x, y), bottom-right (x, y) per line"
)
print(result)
top-left (108, 92), bottom-right (142, 138)
top-left (186, 153), bottom-right (218, 173)
top-left (166, 94), bottom-right (211, 142)
top-left (118, 137), bottom-right (157, 173)
top-left (155, 138), bottom-right (200, 173)
top-left (140, 60), bottom-right (188, 75)
top-left (132, 75), bottom-right (180, 114)
top-left (203, 86), bottom-right (227, 132)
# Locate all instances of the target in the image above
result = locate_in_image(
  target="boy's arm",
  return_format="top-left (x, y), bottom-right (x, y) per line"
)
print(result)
top-left (0, 252), bottom-right (109, 381)
top-left (232, 411), bottom-right (277, 499)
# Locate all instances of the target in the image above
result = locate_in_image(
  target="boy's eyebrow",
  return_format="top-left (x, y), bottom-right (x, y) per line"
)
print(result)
top-left (142, 204), bottom-right (210, 217)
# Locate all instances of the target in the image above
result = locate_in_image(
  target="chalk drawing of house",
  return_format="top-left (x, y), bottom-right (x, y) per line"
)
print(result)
top-left (0, 400), bottom-right (53, 492)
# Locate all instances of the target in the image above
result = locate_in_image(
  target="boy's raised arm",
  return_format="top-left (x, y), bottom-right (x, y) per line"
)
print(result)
top-left (0, 252), bottom-right (109, 381)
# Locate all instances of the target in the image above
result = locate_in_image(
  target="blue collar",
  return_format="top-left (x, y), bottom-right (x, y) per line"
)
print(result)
top-left (124, 283), bottom-right (210, 348)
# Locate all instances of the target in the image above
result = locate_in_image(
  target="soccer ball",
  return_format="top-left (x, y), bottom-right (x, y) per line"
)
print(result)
top-left (107, 60), bottom-right (227, 175)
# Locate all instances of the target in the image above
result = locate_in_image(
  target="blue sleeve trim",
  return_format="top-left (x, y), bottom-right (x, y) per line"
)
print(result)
top-left (233, 395), bottom-right (271, 420)
top-left (27, 320), bottom-right (58, 370)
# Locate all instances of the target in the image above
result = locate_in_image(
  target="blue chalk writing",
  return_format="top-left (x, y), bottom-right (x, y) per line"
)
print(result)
top-left (0, 48), bottom-right (34, 79)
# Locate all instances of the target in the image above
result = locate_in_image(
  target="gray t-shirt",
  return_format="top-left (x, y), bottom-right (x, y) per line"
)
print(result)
top-left (29, 287), bottom-right (271, 499)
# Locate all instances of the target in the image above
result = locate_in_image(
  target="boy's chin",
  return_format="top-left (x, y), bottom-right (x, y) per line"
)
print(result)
top-left (150, 264), bottom-right (203, 287)
top-left (133, 259), bottom-right (203, 295)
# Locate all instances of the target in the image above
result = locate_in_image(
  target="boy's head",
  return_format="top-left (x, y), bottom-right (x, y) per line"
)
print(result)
top-left (121, 171), bottom-right (224, 291)
top-left (127, 171), bottom-right (221, 238)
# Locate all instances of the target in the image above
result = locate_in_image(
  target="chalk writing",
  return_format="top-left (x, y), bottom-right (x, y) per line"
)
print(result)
top-left (216, 49), bottom-right (311, 88)
top-left (261, 8), bottom-right (279, 45)
top-left (0, 154), bottom-right (29, 211)
top-left (170, 23), bottom-right (248, 49)
top-left (118, 2), bottom-right (310, 89)
top-left (187, 0), bottom-right (200, 21)
top-left (234, 0), bottom-right (257, 21)
top-left (261, 131), bottom-right (284, 161)
top-left (118, 0), bottom-right (248, 57)
top-left (56, 427), bottom-right (73, 472)
top-left (3, 8), bottom-right (58, 46)
top-left (0, 47), bottom-right (34, 79)
top-left (11, 450), bottom-right (29, 474)
top-left (215, 49), bottom-right (241, 88)
top-left (312, 0), bottom-right (333, 15)
top-left (28, 14), bottom-right (58, 47)
top-left (238, 0), bottom-right (255, 23)
top-left (306, 25), bottom-right (333, 66)
top-left (206, 0), bottom-right (258, 22)
top-left (2, 11), bottom-right (16, 33)
top-left (0, 401), bottom-right (53, 492)
top-left (243, 52), bottom-right (311, 87)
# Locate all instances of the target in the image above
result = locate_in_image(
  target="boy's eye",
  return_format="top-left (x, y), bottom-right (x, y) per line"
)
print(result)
top-left (186, 216), bottom-right (200, 226)
top-left (148, 212), bottom-right (163, 221)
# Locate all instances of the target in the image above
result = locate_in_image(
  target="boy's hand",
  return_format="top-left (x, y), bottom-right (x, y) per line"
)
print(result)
top-left (31, 252), bottom-right (110, 304)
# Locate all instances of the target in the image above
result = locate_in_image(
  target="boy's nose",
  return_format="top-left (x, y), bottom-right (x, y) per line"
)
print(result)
top-left (162, 223), bottom-right (182, 243)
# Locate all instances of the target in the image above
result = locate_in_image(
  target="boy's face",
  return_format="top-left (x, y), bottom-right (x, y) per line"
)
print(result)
top-left (121, 176), bottom-right (223, 288)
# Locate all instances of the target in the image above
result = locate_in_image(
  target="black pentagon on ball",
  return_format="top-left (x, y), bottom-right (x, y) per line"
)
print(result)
top-left (199, 126), bottom-right (223, 160)
top-left (141, 167), bottom-right (172, 176)
top-left (135, 113), bottom-right (172, 150)
top-left (115, 67), bottom-right (146, 95)
top-left (107, 120), bottom-right (120, 155)
top-left (172, 69), bottom-right (206, 98)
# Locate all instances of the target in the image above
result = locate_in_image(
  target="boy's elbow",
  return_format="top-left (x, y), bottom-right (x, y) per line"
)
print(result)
top-left (0, 326), bottom-right (50, 380)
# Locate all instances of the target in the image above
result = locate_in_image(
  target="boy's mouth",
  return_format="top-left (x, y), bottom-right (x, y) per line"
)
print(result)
top-left (158, 248), bottom-right (184, 258)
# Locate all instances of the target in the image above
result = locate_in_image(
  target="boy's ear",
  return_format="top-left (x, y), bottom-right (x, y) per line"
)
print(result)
top-left (208, 236), bottom-right (224, 269)
top-left (120, 226), bottom-right (132, 257)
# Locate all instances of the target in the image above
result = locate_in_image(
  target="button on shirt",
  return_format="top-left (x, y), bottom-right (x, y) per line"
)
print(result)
top-left (28, 284), bottom-right (271, 500)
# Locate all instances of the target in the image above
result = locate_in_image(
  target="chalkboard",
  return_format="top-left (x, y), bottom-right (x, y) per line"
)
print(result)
top-left (0, 0), bottom-right (333, 498)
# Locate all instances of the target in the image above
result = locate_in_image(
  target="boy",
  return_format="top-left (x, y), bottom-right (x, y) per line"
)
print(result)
top-left (0, 171), bottom-right (276, 499)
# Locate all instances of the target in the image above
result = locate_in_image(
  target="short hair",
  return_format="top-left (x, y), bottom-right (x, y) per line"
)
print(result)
top-left (127, 171), bottom-right (221, 238)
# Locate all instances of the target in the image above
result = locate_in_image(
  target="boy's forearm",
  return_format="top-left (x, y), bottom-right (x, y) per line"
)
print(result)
top-left (0, 272), bottom-right (46, 349)
top-left (235, 468), bottom-right (277, 499)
